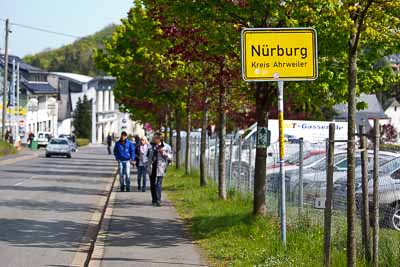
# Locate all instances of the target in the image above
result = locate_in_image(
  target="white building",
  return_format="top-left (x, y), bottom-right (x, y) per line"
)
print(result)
top-left (50, 73), bottom-right (144, 143)
top-left (384, 98), bottom-right (400, 134)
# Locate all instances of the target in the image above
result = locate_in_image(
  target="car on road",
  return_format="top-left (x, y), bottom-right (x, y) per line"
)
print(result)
top-left (59, 134), bottom-right (77, 152)
top-left (37, 131), bottom-right (52, 148)
top-left (45, 138), bottom-right (72, 158)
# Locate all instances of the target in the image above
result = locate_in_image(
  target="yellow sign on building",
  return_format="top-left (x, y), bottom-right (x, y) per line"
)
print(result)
top-left (241, 28), bottom-right (318, 81)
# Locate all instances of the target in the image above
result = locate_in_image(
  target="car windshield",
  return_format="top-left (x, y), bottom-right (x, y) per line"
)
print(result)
top-left (311, 153), bottom-right (347, 171)
top-left (50, 139), bottom-right (68, 145)
top-left (377, 157), bottom-right (400, 175)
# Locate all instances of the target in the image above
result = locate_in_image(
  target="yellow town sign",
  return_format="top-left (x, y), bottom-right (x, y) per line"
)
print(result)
top-left (241, 28), bottom-right (318, 81)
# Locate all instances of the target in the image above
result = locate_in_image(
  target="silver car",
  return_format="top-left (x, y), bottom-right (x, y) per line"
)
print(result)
top-left (45, 138), bottom-right (72, 158)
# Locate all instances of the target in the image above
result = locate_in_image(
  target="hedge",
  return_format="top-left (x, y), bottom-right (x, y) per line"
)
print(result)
top-left (76, 138), bottom-right (90, 147)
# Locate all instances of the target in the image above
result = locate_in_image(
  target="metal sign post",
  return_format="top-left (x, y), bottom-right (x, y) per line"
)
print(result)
top-left (277, 80), bottom-right (286, 245)
top-left (241, 27), bottom-right (318, 246)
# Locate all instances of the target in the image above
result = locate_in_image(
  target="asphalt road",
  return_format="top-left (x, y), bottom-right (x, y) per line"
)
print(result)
top-left (0, 145), bottom-right (116, 267)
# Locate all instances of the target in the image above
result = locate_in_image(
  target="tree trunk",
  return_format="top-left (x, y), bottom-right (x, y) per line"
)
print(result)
top-left (168, 112), bottom-right (173, 147)
top-left (185, 84), bottom-right (192, 175)
top-left (164, 113), bottom-right (169, 142)
top-left (175, 108), bottom-right (182, 169)
top-left (218, 81), bottom-right (227, 200)
top-left (347, 34), bottom-right (357, 267)
top-left (253, 82), bottom-right (272, 216)
top-left (200, 83), bottom-right (209, 187)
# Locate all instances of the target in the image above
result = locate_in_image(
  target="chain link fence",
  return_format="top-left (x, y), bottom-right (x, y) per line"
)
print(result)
top-left (172, 130), bottom-right (400, 264)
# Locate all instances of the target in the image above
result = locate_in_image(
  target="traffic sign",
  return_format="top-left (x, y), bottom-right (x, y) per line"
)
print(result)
top-left (241, 28), bottom-right (318, 81)
top-left (256, 127), bottom-right (271, 148)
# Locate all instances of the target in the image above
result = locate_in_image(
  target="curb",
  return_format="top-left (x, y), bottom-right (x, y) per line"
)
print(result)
top-left (70, 168), bottom-right (117, 267)
top-left (88, 175), bottom-right (118, 267)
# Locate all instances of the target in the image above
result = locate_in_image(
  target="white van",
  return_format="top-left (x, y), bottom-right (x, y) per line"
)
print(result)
top-left (37, 132), bottom-right (52, 148)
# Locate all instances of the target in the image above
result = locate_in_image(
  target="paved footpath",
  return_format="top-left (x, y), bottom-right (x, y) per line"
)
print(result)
top-left (90, 175), bottom-right (206, 267)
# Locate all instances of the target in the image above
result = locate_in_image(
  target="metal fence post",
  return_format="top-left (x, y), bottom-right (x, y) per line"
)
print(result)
top-left (372, 119), bottom-right (380, 267)
top-left (238, 136), bottom-right (242, 191)
top-left (248, 138), bottom-right (252, 192)
top-left (298, 137), bottom-right (304, 215)
top-left (214, 136), bottom-right (218, 182)
top-left (323, 123), bottom-right (335, 267)
top-left (207, 135), bottom-right (210, 178)
top-left (359, 124), bottom-right (371, 263)
top-left (228, 135), bottom-right (234, 190)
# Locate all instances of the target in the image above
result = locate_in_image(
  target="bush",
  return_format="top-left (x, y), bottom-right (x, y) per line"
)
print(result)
top-left (0, 140), bottom-right (16, 157)
top-left (380, 143), bottom-right (400, 153)
top-left (76, 138), bottom-right (90, 147)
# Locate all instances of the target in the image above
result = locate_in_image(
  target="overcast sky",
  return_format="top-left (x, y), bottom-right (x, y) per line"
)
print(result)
top-left (0, 0), bottom-right (133, 57)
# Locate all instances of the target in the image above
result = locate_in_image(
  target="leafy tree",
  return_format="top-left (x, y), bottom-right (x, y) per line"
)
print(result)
top-left (72, 95), bottom-right (92, 139)
top-left (24, 24), bottom-right (117, 76)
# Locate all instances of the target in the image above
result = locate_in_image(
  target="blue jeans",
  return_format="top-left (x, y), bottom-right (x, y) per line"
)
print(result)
top-left (137, 165), bottom-right (147, 191)
top-left (150, 176), bottom-right (163, 203)
top-left (118, 160), bottom-right (131, 191)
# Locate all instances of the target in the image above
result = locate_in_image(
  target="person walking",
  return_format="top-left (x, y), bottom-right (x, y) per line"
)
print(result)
top-left (114, 131), bottom-right (136, 192)
top-left (106, 133), bottom-right (113, 155)
top-left (135, 136), bottom-right (151, 192)
top-left (147, 132), bottom-right (172, 206)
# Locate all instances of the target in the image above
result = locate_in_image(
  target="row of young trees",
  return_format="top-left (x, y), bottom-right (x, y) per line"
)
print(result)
top-left (96, 1), bottom-right (400, 265)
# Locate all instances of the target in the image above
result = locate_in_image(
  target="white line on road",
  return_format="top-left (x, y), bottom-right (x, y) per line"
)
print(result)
top-left (13, 175), bottom-right (37, 186)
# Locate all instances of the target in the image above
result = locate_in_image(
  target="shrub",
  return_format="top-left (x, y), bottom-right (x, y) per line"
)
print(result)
top-left (76, 138), bottom-right (90, 147)
top-left (380, 143), bottom-right (400, 153)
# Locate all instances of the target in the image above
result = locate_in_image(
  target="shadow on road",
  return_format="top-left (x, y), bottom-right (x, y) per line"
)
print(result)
top-left (0, 199), bottom-right (98, 213)
top-left (0, 218), bottom-right (91, 249)
top-left (0, 185), bottom-right (106, 196)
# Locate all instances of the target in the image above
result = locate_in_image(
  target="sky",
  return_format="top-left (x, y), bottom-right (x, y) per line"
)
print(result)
top-left (0, 0), bottom-right (134, 57)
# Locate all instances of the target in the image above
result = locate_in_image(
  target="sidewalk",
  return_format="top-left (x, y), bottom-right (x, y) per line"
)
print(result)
top-left (91, 176), bottom-right (206, 267)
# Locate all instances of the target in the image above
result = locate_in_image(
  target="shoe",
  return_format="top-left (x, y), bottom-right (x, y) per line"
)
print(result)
top-left (156, 201), bottom-right (161, 207)
top-left (142, 189), bottom-right (146, 192)
top-left (152, 202), bottom-right (157, 206)
top-left (137, 186), bottom-right (141, 191)
top-left (126, 187), bottom-right (131, 192)
top-left (120, 186), bottom-right (125, 192)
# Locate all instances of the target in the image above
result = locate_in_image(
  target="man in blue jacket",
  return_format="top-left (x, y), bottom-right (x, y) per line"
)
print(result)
top-left (114, 131), bottom-right (136, 192)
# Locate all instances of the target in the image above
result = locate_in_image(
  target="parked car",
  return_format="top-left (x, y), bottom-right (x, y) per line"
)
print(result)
top-left (270, 151), bottom-right (397, 205)
top-left (37, 131), bottom-right (52, 148)
top-left (45, 138), bottom-right (72, 158)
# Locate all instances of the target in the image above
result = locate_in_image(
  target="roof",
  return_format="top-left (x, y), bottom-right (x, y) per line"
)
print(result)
top-left (21, 81), bottom-right (57, 94)
top-left (334, 93), bottom-right (388, 120)
top-left (0, 54), bottom-right (42, 72)
top-left (383, 97), bottom-right (400, 110)
top-left (52, 72), bottom-right (93, 84)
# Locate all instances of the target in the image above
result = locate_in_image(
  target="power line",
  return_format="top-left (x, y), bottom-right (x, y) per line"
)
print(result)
top-left (0, 18), bottom-right (82, 39)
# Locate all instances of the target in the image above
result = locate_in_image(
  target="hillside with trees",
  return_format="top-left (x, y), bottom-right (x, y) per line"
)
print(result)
top-left (23, 24), bottom-right (116, 76)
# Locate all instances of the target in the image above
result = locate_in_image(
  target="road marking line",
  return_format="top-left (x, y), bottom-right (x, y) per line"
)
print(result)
top-left (13, 175), bottom-right (37, 186)
top-left (70, 167), bottom-right (117, 267)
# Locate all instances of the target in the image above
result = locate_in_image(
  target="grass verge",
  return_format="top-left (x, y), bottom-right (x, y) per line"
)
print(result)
top-left (0, 140), bottom-right (16, 157)
top-left (165, 168), bottom-right (399, 266)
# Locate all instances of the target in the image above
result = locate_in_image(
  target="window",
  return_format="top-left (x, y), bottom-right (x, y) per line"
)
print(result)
top-left (395, 106), bottom-right (398, 112)
top-left (390, 168), bottom-right (400, 180)
top-left (50, 139), bottom-right (68, 145)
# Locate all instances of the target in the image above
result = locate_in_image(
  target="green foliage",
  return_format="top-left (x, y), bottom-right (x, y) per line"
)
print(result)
top-left (72, 95), bottom-right (92, 139)
top-left (0, 140), bottom-right (16, 157)
top-left (76, 138), bottom-right (90, 147)
top-left (24, 24), bottom-right (116, 76)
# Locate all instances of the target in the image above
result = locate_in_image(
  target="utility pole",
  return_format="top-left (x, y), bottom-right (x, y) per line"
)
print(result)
top-left (2, 19), bottom-right (9, 140)
top-left (16, 63), bottom-right (20, 142)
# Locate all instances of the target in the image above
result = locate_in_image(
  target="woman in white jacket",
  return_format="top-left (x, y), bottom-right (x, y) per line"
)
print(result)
top-left (135, 136), bottom-right (151, 192)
